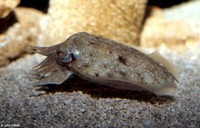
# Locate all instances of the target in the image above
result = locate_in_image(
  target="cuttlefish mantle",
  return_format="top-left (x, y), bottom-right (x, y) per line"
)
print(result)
top-left (28, 32), bottom-right (178, 96)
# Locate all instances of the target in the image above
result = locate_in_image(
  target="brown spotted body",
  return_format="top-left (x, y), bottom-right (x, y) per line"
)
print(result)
top-left (31, 32), bottom-right (178, 96)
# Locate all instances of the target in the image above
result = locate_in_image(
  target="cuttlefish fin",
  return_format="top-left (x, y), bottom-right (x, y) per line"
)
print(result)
top-left (153, 82), bottom-right (177, 96)
top-left (148, 51), bottom-right (179, 81)
top-left (132, 46), bottom-right (178, 96)
top-left (132, 45), bottom-right (179, 81)
top-left (132, 45), bottom-right (149, 54)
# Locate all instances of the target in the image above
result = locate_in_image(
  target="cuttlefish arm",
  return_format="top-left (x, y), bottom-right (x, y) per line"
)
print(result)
top-left (25, 43), bottom-right (61, 56)
top-left (33, 69), bottom-right (73, 85)
top-left (28, 44), bottom-right (73, 85)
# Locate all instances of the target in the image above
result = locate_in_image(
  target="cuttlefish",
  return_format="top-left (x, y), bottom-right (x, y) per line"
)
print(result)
top-left (29, 32), bottom-right (178, 96)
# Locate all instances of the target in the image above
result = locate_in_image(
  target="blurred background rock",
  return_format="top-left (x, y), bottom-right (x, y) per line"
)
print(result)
top-left (141, 0), bottom-right (200, 52)
top-left (0, 0), bottom-right (44, 67)
top-left (39, 0), bottom-right (147, 47)
top-left (0, 0), bottom-right (199, 67)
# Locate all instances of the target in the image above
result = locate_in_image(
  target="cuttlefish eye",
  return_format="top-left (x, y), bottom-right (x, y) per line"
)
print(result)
top-left (57, 50), bottom-right (80, 64)
top-left (72, 50), bottom-right (80, 59)
top-left (57, 51), bottom-right (72, 64)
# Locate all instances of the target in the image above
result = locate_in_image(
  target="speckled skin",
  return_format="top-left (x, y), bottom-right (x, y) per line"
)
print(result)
top-left (32, 32), bottom-right (177, 96)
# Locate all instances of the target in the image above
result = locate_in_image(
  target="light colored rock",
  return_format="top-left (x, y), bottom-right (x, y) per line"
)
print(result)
top-left (141, 1), bottom-right (200, 52)
top-left (39, 0), bottom-right (147, 46)
top-left (0, 0), bottom-right (20, 18)
top-left (0, 7), bottom-right (44, 67)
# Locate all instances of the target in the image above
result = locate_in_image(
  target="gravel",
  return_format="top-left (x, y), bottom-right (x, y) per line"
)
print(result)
top-left (0, 43), bottom-right (199, 127)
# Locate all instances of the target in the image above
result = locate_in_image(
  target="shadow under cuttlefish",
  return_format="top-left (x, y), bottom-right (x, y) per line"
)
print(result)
top-left (32, 74), bottom-right (175, 104)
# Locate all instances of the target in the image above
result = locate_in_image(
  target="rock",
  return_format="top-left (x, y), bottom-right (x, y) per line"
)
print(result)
top-left (39, 0), bottom-right (147, 46)
top-left (0, 7), bottom-right (44, 67)
top-left (141, 1), bottom-right (200, 52)
top-left (64, 99), bottom-right (72, 106)
top-left (0, 0), bottom-right (20, 18)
